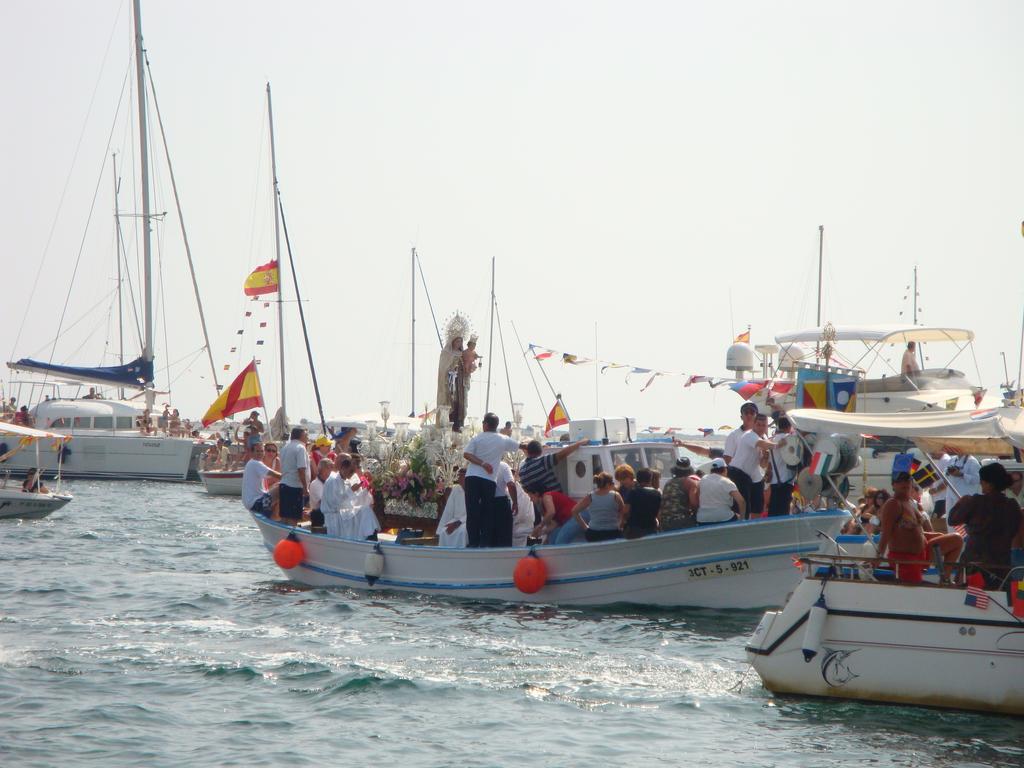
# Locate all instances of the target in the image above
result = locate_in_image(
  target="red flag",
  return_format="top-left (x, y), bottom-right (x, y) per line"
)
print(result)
top-left (202, 360), bottom-right (264, 426)
top-left (544, 401), bottom-right (569, 436)
top-left (243, 260), bottom-right (280, 296)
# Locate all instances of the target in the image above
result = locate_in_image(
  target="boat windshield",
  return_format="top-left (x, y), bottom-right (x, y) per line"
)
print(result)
top-left (643, 447), bottom-right (676, 480)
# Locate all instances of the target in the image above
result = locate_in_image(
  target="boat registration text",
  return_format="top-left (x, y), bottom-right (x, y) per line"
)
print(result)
top-left (687, 559), bottom-right (751, 580)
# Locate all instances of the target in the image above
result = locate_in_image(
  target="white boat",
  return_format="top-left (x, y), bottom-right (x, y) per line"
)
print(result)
top-left (0, 400), bottom-right (196, 481)
top-left (0, 420), bottom-right (74, 519)
top-left (252, 507), bottom-right (849, 607)
top-left (746, 556), bottom-right (1024, 716)
top-left (199, 469), bottom-right (243, 495)
top-left (0, 486), bottom-right (72, 520)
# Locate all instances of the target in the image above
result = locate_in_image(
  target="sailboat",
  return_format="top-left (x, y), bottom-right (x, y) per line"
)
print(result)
top-left (4, 0), bottom-right (207, 482)
top-left (199, 83), bottom-right (323, 496)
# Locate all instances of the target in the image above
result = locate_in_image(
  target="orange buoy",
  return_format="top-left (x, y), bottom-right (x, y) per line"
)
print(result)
top-left (513, 551), bottom-right (547, 594)
top-left (273, 535), bottom-right (304, 569)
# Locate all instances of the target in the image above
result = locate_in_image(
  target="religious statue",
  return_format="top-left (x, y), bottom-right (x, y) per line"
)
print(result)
top-left (437, 313), bottom-right (472, 431)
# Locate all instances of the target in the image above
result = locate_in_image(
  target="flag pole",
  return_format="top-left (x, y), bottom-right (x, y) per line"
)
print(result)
top-left (510, 321), bottom-right (547, 425)
top-left (485, 257), bottom-right (496, 412)
top-left (267, 82), bottom-right (286, 426)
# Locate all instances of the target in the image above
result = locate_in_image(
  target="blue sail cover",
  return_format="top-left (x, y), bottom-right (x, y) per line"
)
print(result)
top-left (8, 356), bottom-right (154, 389)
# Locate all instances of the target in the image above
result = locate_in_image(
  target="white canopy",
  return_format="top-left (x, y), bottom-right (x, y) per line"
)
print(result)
top-left (788, 407), bottom-right (1024, 456)
top-left (775, 325), bottom-right (975, 345)
top-left (0, 420), bottom-right (71, 441)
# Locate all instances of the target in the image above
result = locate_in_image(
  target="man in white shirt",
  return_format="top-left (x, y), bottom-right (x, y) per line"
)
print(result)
top-left (902, 342), bottom-right (921, 376)
top-left (278, 427), bottom-right (310, 523)
top-left (308, 458), bottom-right (335, 530)
top-left (698, 459), bottom-right (745, 524)
top-left (438, 468), bottom-right (468, 547)
top-left (724, 402), bottom-right (759, 517)
top-left (767, 417), bottom-right (797, 516)
top-left (944, 452), bottom-right (981, 504)
top-left (462, 412), bottom-right (526, 547)
top-left (490, 461), bottom-right (519, 547)
top-left (241, 443), bottom-right (282, 516)
top-left (730, 413), bottom-right (770, 518)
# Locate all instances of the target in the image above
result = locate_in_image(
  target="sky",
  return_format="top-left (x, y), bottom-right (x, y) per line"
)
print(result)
top-left (2, 0), bottom-right (1023, 433)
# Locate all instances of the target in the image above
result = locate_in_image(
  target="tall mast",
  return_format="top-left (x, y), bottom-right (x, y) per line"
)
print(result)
top-left (485, 257), bottom-right (496, 412)
top-left (816, 224), bottom-right (824, 326)
top-left (112, 153), bottom-right (125, 399)
top-left (267, 82), bottom-right (286, 421)
top-left (132, 0), bottom-right (154, 409)
top-left (409, 247), bottom-right (416, 417)
top-left (913, 265), bottom-right (925, 369)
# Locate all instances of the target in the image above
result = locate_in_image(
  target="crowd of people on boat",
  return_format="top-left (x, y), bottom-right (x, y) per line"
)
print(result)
top-left (839, 450), bottom-right (1024, 588)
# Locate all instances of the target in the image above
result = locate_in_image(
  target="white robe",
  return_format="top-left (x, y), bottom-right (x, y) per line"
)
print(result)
top-left (512, 483), bottom-right (534, 546)
top-left (437, 485), bottom-right (468, 548)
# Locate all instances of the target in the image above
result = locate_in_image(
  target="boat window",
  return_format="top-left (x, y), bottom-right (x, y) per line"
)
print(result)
top-left (73, 417), bottom-right (91, 428)
top-left (644, 447), bottom-right (676, 478)
top-left (574, 460), bottom-right (587, 478)
top-left (49, 418), bottom-right (70, 429)
top-left (592, 454), bottom-right (603, 474)
top-left (92, 416), bottom-right (113, 429)
top-left (609, 448), bottom-right (642, 471)
top-left (116, 417), bottom-right (134, 430)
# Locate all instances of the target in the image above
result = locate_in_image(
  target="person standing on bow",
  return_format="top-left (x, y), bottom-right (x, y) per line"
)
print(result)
top-left (278, 427), bottom-right (310, 525)
top-left (724, 402), bottom-right (759, 516)
top-left (462, 413), bottom-right (523, 547)
top-left (729, 411), bottom-right (771, 518)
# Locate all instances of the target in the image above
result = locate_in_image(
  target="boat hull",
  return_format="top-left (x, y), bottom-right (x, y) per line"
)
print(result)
top-left (0, 488), bottom-right (72, 520)
top-left (199, 470), bottom-right (243, 495)
top-left (252, 510), bottom-right (849, 608)
top-left (0, 433), bottom-right (194, 481)
top-left (746, 578), bottom-right (1024, 716)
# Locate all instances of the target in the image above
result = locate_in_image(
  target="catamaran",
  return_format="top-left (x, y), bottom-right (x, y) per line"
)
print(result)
top-left (5, 0), bottom-right (216, 482)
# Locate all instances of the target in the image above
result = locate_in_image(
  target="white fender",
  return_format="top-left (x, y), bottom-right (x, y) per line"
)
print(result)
top-left (364, 543), bottom-right (384, 586)
top-left (801, 594), bottom-right (828, 662)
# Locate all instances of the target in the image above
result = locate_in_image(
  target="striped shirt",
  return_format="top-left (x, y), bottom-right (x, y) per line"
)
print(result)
top-left (520, 453), bottom-right (561, 493)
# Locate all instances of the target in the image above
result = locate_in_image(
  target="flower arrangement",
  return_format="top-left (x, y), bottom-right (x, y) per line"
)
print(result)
top-left (369, 434), bottom-right (444, 507)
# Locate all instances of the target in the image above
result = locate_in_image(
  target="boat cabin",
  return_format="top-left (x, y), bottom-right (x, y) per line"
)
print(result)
top-left (544, 418), bottom-right (678, 496)
top-left (31, 399), bottom-right (147, 435)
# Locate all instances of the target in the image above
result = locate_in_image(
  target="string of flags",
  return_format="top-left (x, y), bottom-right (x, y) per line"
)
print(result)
top-left (219, 262), bottom-right (280, 379)
top-left (527, 342), bottom-right (793, 398)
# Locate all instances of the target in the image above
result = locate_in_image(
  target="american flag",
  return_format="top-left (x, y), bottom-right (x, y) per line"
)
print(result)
top-left (964, 585), bottom-right (990, 610)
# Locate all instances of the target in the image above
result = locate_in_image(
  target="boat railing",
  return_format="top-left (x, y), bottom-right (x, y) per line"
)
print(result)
top-left (798, 553), bottom-right (1016, 589)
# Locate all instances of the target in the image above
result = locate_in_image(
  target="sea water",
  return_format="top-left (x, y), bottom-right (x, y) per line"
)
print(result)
top-left (1, 480), bottom-right (1022, 767)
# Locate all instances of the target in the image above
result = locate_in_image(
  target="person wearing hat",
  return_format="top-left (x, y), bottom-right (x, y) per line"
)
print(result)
top-left (697, 458), bottom-right (744, 525)
top-left (311, 435), bottom-right (333, 468)
top-left (660, 457), bottom-right (700, 530)
top-left (949, 462), bottom-right (1023, 588)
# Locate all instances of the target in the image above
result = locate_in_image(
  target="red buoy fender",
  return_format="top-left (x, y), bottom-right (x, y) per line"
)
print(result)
top-left (513, 550), bottom-right (547, 594)
top-left (273, 534), bottom-right (304, 569)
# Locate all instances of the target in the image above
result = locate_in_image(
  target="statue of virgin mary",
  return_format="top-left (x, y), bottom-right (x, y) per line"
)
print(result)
top-left (437, 313), bottom-right (471, 431)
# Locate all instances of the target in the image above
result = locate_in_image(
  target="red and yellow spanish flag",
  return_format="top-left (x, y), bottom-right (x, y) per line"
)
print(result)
top-left (734, 329), bottom-right (750, 343)
top-left (243, 260), bottom-right (280, 296)
top-left (202, 360), bottom-right (264, 426)
top-left (544, 400), bottom-right (569, 436)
